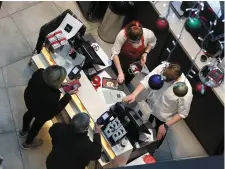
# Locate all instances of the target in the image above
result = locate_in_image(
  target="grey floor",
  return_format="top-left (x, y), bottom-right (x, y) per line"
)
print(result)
top-left (0, 2), bottom-right (208, 169)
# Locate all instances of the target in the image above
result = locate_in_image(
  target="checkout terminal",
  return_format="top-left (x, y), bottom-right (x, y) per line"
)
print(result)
top-left (33, 10), bottom-right (159, 167)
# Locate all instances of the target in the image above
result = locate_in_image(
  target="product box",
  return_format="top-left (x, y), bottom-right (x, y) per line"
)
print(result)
top-left (59, 80), bottom-right (81, 94)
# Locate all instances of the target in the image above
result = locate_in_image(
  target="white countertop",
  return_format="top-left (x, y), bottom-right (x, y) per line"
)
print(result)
top-left (151, 1), bottom-right (224, 105)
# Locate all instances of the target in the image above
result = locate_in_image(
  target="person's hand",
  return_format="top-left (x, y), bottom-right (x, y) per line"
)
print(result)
top-left (122, 93), bottom-right (136, 104)
top-left (117, 72), bottom-right (125, 84)
top-left (157, 124), bottom-right (167, 140)
top-left (94, 123), bottom-right (104, 134)
top-left (61, 83), bottom-right (69, 87)
top-left (68, 88), bottom-right (78, 95)
top-left (140, 53), bottom-right (147, 66)
top-left (61, 79), bottom-right (76, 87)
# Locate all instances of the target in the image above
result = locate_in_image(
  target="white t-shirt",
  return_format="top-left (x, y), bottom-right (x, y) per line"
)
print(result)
top-left (111, 28), bottom-right (157, 59)
top-left (140, 62), bottom-right (193, 122)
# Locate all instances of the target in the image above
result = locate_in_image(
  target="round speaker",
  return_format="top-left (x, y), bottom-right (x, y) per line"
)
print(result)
top-left (148, 74), bottom-right (164, 90)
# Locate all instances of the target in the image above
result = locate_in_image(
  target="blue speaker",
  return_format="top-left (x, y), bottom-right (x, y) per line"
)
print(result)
top-left (148, 74), bottom-right (164, 90)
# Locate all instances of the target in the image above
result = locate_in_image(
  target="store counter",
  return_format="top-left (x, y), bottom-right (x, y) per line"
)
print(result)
top-left (31, 46), bottom-right (136, 167)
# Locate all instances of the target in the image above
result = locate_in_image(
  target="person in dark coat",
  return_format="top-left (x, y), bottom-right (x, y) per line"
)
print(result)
top-left (19, 65), bottom-right (77, 150)
top-left (46, 113), bottom-right (102, 169)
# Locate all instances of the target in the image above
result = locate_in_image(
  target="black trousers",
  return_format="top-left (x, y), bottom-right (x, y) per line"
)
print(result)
top-left (22, 111), bottom-right (50, 144)
top-left (149, 114), bottom-right (166, 149)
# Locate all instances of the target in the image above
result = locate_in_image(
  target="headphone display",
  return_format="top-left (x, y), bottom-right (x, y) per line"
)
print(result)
top-left (148, 62), bottom-right (188, 97)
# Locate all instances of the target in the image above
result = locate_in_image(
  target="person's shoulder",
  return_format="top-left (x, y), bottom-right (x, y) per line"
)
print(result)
top-left (36, 68), bottom-right (44, 73)
top-left (118, 29), bottom-right (125, 36)
top-left (149, 62), bottom-right (167, 75)
top-left (143, 28), bottom-right (155, 36)
top-left (32, 68), bottom-right (44, 79)
top-left (49, 123), bottom-right (71, 138)
top-left (180, 74), bottom-right (192, 89)
top-left (51, 123), bottom-right (69, 131)
top-left (179, 74), bottom-right (193, 98)
top-left (117, 29), bottom-right (126, 40)
top-left (158, 62), bottom-right (168, 70)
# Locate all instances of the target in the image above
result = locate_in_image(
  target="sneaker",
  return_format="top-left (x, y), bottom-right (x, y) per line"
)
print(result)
top-left (18, 130), bottom-right (28, 138)
top-left (21, 139), bottom-right (44, 150)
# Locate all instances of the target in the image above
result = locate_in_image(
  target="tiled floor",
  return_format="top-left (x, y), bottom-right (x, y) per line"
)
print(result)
top-left (0, 2), bottom-right (207, 169)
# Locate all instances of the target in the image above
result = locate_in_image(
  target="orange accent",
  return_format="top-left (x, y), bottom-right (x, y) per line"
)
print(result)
top-left (143, 155), bottom-right (156, 164)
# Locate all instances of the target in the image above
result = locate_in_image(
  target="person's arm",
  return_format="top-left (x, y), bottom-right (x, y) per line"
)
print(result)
top-left (46, 92), bottom-right (72, 117)
top-left (165, 114), bottom-right (182, 127)
top-left (123, 63), bottom-right (165, 104)
top-left (140, 44), bottom-right (152, 66)
top-left (123, 72), bottom-right (151, 104)
top-left (57, 93), bottom-right (72, 113)
top-left (123, 83), bottom-right (145, 103)
top-left (86, 124), bottom-right (103, 160)
top-left (157, 113), bottom-right (182, 140)
top-left (113, 55), bottom-right (125, 84)
top-left (87, 133), bottom-right (102, 160)
top-left (157, 94), bottom-right (193, 140)
top-left (140, 29), bottom-right (157, 65)
top-left (111, 31), bottom-right (126, 83)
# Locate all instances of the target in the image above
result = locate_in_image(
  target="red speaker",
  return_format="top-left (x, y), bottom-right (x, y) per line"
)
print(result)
top-left (91, 75), bottom-right (101, 90)
top-left (143, 154), bottom-right (156, 164)
top-left (155, 17), bottom-right (169, 31)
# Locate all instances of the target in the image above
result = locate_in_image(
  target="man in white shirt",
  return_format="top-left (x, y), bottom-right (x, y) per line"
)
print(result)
top-left (111, 21), bottom-right (157, 85)
top-left (123, 62), bottom-right (193, 147)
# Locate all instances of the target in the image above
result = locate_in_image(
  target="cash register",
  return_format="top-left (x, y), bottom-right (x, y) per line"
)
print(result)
top-left (97, 102), bottom-right (140, 146)
top-left (97, 102), bottom-right (159, 159)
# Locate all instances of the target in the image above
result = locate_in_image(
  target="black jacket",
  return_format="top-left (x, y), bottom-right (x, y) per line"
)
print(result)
top-left (46, 123), bottom-right (102, 169)
top-left (24, 68), bottom-right (71, 120)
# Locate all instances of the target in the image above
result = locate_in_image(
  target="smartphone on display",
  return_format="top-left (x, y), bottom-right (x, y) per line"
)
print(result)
top-left (102, 113), bottom-right (109, 120)
top-left (68, 65), bottom-right (82, 80)
top-left (97, 111), bottom-right (112, 125)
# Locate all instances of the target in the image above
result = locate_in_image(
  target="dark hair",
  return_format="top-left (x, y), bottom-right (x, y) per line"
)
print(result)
top-left (124, 20), bottom-right (143, 41)
top-left (71, 113), bottom-right (90, 133)
top-left (163, 63), bottom-right (182, 82)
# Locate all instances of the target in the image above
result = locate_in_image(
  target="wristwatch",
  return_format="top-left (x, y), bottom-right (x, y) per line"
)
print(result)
top-left (143, 51), bottom-right (148, 55)
top-left (164, 123), bottom-right (169, 130)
